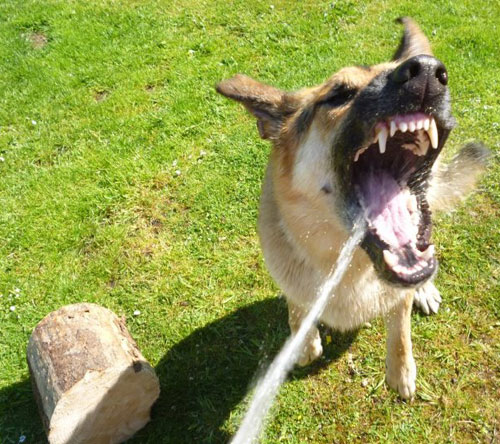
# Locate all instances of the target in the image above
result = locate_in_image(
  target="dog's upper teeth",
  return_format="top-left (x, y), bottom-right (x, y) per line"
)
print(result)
top-left (427, 117), bottom-right (439, 149)
top-left (390, 121), bottom-right (397, 137)
top-left (383, 250), bottom-right (399, 267)
top-left (369, 114), bottom-right (437, 157)
top-left (378, 126), bottom-right (388, 154)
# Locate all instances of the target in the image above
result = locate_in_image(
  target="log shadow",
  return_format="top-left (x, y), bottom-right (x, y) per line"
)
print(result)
top-left (0, 378), bottom-right (46, 443)
top-left (129, 297), bottom-right (357, 444)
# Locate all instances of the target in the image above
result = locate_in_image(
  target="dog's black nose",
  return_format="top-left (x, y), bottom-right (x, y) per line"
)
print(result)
top-left (391, 55), bottom-right (448, 95)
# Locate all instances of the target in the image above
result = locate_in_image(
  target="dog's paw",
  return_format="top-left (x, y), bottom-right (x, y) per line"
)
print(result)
top-left (296, 329), bottom-right (323, 367)
top-left (414, 282), bottom-right (441, 315)
top-left (385, 357), bottom-right (417, 400)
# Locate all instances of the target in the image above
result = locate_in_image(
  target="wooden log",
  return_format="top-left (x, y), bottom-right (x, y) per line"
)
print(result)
top-left (27, 303), bottom-right (160, 444)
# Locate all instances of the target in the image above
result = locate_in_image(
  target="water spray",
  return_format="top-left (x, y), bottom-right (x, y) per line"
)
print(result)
top-left (231, 217), bottom-right (366, 444)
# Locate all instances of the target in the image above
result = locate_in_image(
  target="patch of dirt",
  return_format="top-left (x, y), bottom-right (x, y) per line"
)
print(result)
top-left (94, 90), bottom-right (109, 102)
top-left (27, 32), bottom-right (48, 49)
top-left (150, 218), bottom-right (163, 234)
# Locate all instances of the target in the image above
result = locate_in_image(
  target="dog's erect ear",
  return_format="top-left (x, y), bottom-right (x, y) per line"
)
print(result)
top-left (216, 74), bottom-right (296, 140)
top-left (393, 17), bottom-right (433, 61)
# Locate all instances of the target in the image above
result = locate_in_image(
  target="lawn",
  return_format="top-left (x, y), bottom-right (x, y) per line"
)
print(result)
top-left (0, 0), bottom-right (498, 443)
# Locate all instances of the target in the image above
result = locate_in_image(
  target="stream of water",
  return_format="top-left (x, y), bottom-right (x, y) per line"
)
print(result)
top-left (230, 217), bottom-right (366, 444)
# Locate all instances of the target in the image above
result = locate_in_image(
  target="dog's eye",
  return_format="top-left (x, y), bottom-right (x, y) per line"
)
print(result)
top-left (320, 87), bottom-right (357, 108)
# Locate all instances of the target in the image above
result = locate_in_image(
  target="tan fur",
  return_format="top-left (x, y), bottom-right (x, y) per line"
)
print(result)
top-left (217, 18), bottom-right (488, 400)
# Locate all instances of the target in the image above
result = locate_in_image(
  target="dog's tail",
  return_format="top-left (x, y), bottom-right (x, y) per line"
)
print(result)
top-left (428, 142), bottom-right (491, 212)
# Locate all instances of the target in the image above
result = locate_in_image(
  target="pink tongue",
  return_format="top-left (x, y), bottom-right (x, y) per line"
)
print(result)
top-left (357, 170), bottom-right (415, 247)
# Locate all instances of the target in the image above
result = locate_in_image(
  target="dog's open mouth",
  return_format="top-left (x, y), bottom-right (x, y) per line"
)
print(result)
top-left (351, 112), bottom-right (443, 286)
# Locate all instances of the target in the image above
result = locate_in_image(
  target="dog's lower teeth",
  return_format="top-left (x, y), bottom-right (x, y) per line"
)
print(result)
top-left (421, 244), bottom-right (435, 260)
top-left (383, 244), bottom-right (435, 276)
top-left (392, 264), bottom-right (404, 274)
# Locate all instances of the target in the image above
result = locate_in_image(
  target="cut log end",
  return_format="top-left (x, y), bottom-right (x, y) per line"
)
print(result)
top-left (27, 303), bottom-right (160, 444)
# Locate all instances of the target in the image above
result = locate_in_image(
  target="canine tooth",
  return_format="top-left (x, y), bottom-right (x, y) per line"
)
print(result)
top-left (421, 244), bottom-right (435, 260)
top-left (399, 122), bottom-right (408, 133)
top-left (383, 250), bottom-right (398, 267)
top-left (423, 118), bottom-right (430, 131)
top-left (390, 120), bottom-right (397, 137)
top-left (428, 117), bottom-right (439, 148)
top-left (408, 121), bottom-right (416, 132)
top-left (416, 120), bottom-right (424, 130)
top-left (378, 126), bottom-right (388, 153)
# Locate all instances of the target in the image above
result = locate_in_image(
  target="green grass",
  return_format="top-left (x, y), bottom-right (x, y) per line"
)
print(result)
top-left (0, 0), bottom-right (498, 443)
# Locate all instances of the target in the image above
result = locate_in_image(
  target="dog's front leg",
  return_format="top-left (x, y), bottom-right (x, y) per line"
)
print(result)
top-left (287, 301), bottom-right (323, 366)
top-left (385, 291), bottom-right (416, 399)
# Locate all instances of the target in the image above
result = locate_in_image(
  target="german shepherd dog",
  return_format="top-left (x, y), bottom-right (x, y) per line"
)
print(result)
top-left (216, 18), bottom-right (489, 399)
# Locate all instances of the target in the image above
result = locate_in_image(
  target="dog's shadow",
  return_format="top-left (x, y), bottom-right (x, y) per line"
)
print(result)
top-left (130, 297), bottom-right (357, 444)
